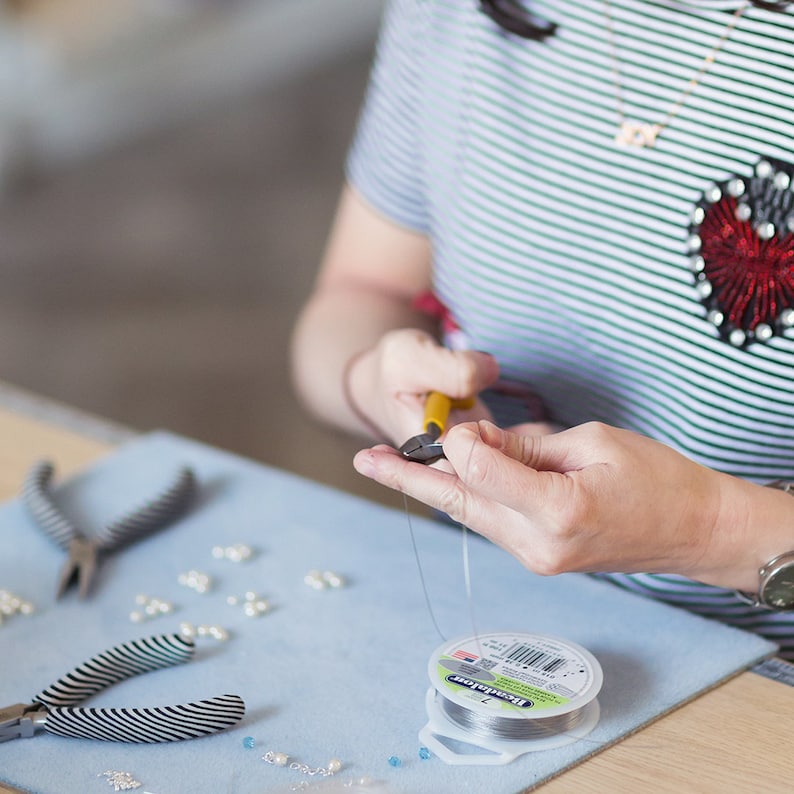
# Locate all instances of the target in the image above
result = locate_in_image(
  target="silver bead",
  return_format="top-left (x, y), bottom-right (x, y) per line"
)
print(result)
top-left (786, 215), bottom-right (794, 234)
top-left (755, 323), bottom-right (774, 342)
top-left (690, 205), bottom-right (706, 224)
top-left (780, 308), bottom-right (794, 328)
top-left (689, 255), bottom-right (705, 273)
top-left (756, 222), bottom-right (776, 240)
top-left (735, 203), bottom-right (752, 222)
top-left (242, 602), bottom-right (259, 617)
top-left (304, 570), bottom-right (327, 590)
top-left (729, 328), bottom-right (747, 347)
top-left (756, 160), bottom-right (773, 178)
top-left (727, 178), bottom-right (746, 197)
top-left (687, 234), bottom-right (702, 252)
top-left (323, 571), bottom-right (346, 589)
top-left (179, 569), bottom-right (212, 593)
top-left (773, 171), bottom-right (791, 191)
top-left (696, 279), bottom-right (713, 299)
top-left (209, 625), bottom-right (229, 641)
top-left (707, 309), bottom-right (724, 327)
top-left (705, 186), bottom-right (722, 203)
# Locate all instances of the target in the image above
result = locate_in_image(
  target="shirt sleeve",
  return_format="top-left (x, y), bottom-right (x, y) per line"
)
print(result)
top-left (346, 0), bottom-right (429, 233)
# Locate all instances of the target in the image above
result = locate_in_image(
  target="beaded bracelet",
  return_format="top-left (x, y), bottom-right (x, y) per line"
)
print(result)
top-left (341, 350), bottom-right (388, 442)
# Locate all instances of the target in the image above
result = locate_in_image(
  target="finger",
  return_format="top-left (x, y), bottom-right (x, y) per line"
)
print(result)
top-left (353, 445), bottom-right (510, 530)
top-left (381, 331), bottom-right (499, 398)
top-left (446, 398), bottom-right (494, 431)
top-left (468, 420), bottom-right (591, 473)
top-left (353, 444), bottom-right (572, 575)
top-left (442, 422), bottom-right (578, 518)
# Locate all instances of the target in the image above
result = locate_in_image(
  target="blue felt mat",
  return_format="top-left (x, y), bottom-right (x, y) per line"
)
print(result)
top-left (0, 432), bottom-right (777, 794)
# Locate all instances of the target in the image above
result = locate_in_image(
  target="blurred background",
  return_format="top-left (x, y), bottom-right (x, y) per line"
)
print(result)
top-left (0, 0), bottom-right (406, 508)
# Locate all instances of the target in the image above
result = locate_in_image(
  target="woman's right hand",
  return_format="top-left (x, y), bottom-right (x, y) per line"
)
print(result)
top-left (344, 327), bottom-right (501, 447)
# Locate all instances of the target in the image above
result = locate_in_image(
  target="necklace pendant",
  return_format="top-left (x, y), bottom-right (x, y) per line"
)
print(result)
top-left (615, 121), bottom-right (661, 148)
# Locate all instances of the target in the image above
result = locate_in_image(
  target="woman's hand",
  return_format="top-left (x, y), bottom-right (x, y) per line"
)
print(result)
top-left (345, 328), bottom-right (500, 447)
top-left (353, 419), bottom-right (776, 589)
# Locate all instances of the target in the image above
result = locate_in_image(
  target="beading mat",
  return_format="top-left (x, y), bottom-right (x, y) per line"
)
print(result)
top-left (0, 431), bottom-right (777, 793)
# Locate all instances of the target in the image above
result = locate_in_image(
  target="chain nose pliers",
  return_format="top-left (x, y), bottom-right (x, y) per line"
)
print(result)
top-left (21, 461), bottom-right (196, 599)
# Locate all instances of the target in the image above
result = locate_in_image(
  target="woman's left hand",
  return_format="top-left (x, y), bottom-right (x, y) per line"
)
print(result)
top-left (353, 419), bottom-right (755, 586)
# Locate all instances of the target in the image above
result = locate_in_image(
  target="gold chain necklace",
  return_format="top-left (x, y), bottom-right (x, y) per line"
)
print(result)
top-left (603, 1), bottom-right (748, 148)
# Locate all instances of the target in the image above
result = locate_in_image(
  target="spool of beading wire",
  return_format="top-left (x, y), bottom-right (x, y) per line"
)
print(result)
top-left (419, 632), bottom-right (602, 765)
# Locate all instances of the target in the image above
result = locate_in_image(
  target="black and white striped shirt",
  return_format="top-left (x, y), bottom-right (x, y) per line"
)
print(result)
top-left (347, 0), bottom-right (794, 656)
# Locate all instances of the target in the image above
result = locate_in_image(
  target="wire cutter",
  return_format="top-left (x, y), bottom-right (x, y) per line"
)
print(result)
top-left (399, 391), bottom-right (476, 464)
top-left (0, 633), bottom-right (244, 743)
top-left (21, 461), bottom-right (196, 599)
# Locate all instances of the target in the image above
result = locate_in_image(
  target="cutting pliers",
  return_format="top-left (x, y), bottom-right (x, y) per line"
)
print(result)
top-left (0, 633), bottom-right (245, 743)
top-left (399, 391), bottom-right (476, 464)
top-left (21, 461), bottom-right (196, 599)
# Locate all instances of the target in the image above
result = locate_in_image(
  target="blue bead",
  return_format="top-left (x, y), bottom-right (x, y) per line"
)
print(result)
top-left (418, 746), bottom-right (431, 760)
top-left (243, 736), bottom-right (255, 749)
top-left (387, 755), bottom-right (402, 768)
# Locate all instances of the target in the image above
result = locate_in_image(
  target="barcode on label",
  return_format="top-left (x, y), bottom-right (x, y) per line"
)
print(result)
top-left (504, 643), bottom-right (565, 673)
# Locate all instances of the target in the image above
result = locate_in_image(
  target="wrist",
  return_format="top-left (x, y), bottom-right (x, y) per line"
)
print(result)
top-left (734, 481), bottom-right (794, 610)
top-left (692, 476), bottom-right (794, 594)
top-left (341, 350), bottom-right (387, 441)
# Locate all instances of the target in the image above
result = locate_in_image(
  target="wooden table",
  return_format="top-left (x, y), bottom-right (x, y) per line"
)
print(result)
top-left (0, 389), bottom-right (791, 794)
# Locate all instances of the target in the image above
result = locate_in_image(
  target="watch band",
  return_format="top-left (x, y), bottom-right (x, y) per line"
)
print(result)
top-left (736, 480), bottom-right (794, 610)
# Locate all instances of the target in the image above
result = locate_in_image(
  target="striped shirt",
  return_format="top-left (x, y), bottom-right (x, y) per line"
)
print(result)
top-left (347, 0), bottom-right (794, 657)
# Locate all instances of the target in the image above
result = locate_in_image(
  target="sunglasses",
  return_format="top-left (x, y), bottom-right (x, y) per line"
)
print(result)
top-left (479, 0), bottom-right (557, 40)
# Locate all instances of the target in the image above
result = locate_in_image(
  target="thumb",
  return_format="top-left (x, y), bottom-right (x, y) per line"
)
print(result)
top-left (443, 421), bottom-right (577, 512)
top-left (472, 420), bottom-right (580, 472)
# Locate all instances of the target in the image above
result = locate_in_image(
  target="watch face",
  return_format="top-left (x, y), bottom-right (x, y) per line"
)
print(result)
top-left (765, 567), bottom-right (794, 610)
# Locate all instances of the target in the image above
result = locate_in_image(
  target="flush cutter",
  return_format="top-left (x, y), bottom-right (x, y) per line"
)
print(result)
top-left (21, 461), bottom-right (196, 599)
top-left (0, 633), bottom-right (245, 743)
top-left (399, 391), bottom-right (476, 464)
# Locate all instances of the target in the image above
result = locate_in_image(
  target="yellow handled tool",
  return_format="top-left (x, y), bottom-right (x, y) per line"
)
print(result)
top-left (399, 391), bottom-right (477, 464)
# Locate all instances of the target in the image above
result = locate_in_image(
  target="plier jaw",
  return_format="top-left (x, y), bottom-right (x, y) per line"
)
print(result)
top-left (398, 391), bottom-right (477, 465)
top-left (0, 703), bottom-right (47, 743)
top-left (56, 537), bottom-right (99, 600)
top-left (399, 431), bottom-right (445, 464)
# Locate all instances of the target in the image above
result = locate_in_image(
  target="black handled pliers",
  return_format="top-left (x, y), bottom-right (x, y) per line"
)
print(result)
top-left (21, 461), bottom-right (196, 599)
top-left (0, 633), bottom-right (245, 743)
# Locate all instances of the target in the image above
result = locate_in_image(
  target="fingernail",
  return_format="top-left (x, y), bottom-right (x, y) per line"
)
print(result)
top-left (353, 451), bottom-right (376, 477)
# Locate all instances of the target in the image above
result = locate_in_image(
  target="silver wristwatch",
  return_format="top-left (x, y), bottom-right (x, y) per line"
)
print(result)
top-left (736, 481), bottom-right (794, 611)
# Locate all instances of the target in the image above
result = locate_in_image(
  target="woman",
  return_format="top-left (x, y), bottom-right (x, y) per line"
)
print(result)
top-left (291, 0), bottom-right (794, 655)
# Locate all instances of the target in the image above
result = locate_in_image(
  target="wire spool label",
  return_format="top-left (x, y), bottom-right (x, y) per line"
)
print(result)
top-left (432, 632), bottom-right (601, 718)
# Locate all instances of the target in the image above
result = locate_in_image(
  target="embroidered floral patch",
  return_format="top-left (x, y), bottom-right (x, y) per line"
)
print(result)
top-left (688, 157), bottom-right (794, 347)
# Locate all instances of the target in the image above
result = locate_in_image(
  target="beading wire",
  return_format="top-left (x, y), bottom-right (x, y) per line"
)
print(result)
top-left (437, 691), bottom-right (590, 741)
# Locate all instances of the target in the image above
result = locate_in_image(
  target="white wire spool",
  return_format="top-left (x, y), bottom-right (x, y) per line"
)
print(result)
top-left (419, 631), bottom-right (603, 765)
